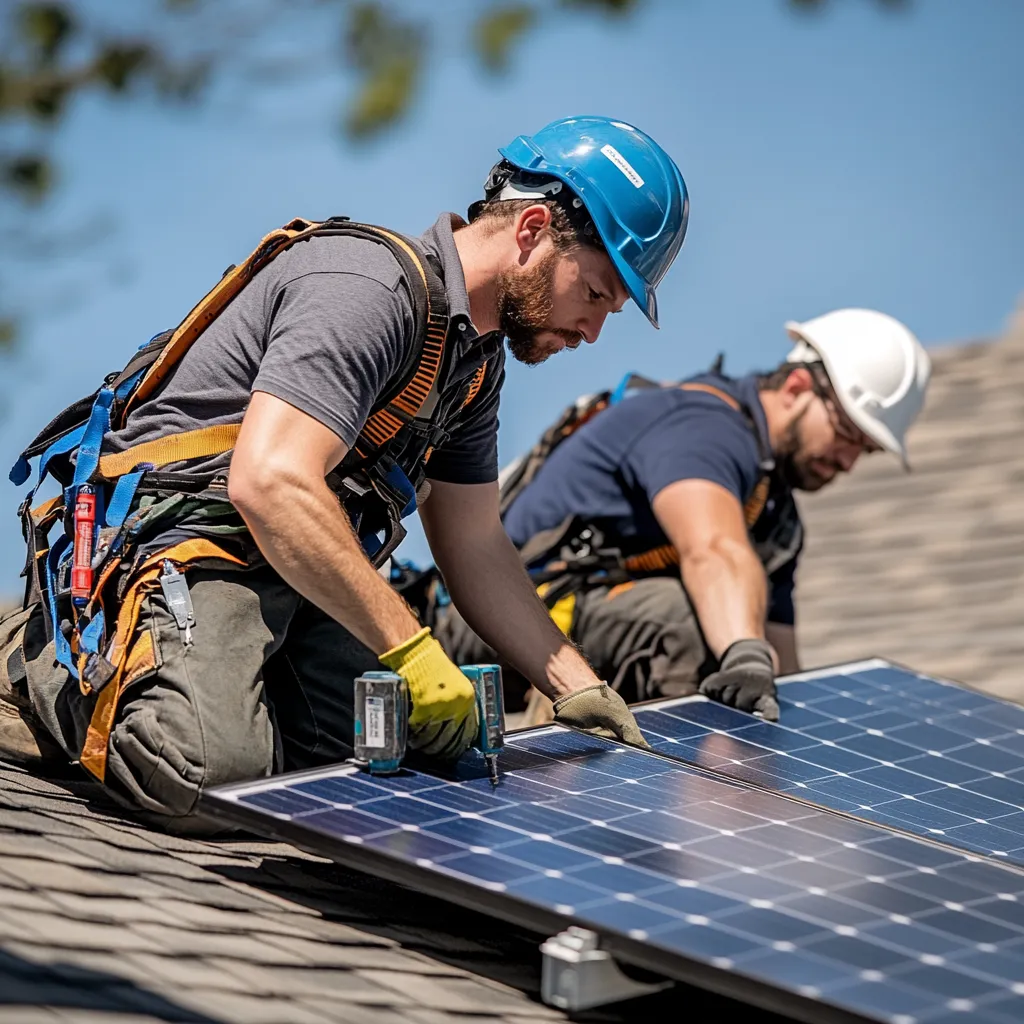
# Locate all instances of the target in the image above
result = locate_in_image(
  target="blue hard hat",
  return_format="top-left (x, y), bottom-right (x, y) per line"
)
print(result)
top-left (498, 115), bottom-right (688, 328)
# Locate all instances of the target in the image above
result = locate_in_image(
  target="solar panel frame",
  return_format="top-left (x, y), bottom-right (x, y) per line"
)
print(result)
top-left (205, 758), bottom-right (850, 1024)
top-left (633, 658), bottom-right (1024, 868)
top-left (204, 724), bottom-right (1024, 1024)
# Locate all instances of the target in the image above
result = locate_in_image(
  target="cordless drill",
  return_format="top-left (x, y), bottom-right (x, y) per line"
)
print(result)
top-left (353, 663), bottom-right (506, 783)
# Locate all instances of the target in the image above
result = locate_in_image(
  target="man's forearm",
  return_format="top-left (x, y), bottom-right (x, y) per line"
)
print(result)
top-left (680, 538), bottom-right (768, 659)
top-left (233, 470), bottom-right (419, 654)
top-left (439, 527), bottom-right (597, 700)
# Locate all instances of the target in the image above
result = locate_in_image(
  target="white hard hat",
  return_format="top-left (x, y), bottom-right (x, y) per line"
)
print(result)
top-left (784, 308), bottom-right (931, 470)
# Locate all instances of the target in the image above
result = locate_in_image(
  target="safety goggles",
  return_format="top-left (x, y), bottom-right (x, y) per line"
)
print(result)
top-left (808, 371), bottom-right (883, 454)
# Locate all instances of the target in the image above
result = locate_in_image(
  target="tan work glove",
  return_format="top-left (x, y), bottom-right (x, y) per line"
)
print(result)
top-left (552, 683), bottom-right (650, 749)
top-left (379, 627), bottom-right (478, 761)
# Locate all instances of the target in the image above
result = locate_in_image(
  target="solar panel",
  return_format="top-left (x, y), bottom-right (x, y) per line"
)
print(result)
top-left (633, 659), bottom-right (1024, 867)
top-left (205, 725), bottom-right (1024, 1024)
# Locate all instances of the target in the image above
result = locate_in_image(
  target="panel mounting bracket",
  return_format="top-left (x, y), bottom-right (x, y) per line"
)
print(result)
top-left (540, 926), bottom-right (674, 1010)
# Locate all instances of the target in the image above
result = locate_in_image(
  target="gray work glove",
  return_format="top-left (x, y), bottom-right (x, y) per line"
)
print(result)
top-left (553, 683), bottom-right (651, 749)
top-left (699, 639), bottom-right (780, 721)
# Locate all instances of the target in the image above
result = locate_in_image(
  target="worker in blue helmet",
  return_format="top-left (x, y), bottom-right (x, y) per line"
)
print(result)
top-left (474, 116), bottom-right (689, 329)
top-left (1, 115), bottom-right (687, 831)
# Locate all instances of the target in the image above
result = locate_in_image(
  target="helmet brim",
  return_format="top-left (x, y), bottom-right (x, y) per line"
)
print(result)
top-left (610, 250), bottom-right (659, 328)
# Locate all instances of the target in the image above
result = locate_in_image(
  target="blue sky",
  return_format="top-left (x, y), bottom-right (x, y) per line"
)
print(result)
top-left (2, 0), bottom-right (1022, 580)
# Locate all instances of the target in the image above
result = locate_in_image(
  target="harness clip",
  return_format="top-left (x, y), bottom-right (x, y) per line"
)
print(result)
top-left (159, 560), bottom-right (195, 647)
top-left (82, 653), bottom-right (116, 694)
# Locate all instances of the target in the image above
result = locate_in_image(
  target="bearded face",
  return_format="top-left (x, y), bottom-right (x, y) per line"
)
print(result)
top-left (495, 248), bottom-right (583, 366)
top-left (774, 404), bottom-right (847, 492)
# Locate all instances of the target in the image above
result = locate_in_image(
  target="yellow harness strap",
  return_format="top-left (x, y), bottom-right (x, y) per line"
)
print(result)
top-left (98, 423), bottom-right (242, 479)
top-left (78, 538), bottom-right (246, 782)
top-left (30, 494), bottom-right (63, 521)
top-left (537, 583), bottom-right (576, 636)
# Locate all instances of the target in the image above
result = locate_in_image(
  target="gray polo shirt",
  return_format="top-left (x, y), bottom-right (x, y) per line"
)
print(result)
top-left (104, 214), bottom-right (505, 486)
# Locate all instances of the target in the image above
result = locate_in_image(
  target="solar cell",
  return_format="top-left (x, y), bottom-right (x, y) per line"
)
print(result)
top-left (205, 724), bottom-right (1024, 1024)
top-left (634, 660), bottom-right (1024, 866)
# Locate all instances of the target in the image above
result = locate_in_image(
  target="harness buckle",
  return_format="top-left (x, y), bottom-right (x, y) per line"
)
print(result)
top-left (82, 653), bottom-right (116, 694)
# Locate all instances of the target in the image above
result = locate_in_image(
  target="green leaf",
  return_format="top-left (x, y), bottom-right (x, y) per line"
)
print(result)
top-left (2, 154), bottom-right (53, 200)
top-left (342, 2), bottom-right (424, 139)
top-left (345, 2), bottom-right (389, 73)
top-left (25, 79), bottom-right (68, 120)
top-left (155, 57), bottom-right (211, 102)
top-left (94, 43), bottom-right (155, 93)
top-left (345, 52), bottom-right (420, 139)
top-left (474, 5), bottom-right (537, 74)
top-left (17, 3), bottom-right (76, 66)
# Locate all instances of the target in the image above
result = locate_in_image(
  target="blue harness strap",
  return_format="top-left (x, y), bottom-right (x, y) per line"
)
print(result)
top-left (609, 371), bottom-right (635, 407)
top-left (382, 462), bottom-right (417, 519)
top-left (44, 536), bottom-right (76, 675)
top-left (73, 387), bottom-right (114, 488)
top-left (9, 456), bottom-right (31, 487)
top-left (106, 470), bottom-right (147, 530)
top-left (9, 422), bottom-right (87, 499)
top-left (78, 610), bottom-right (107, 657)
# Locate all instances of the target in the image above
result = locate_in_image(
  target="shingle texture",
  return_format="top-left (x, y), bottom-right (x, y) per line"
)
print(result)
top-left (0, 762), bottom-right (789, 1023)
top-left (796, 300), bottom-right (1024, 702)
top-left (6, 304), bottom-right (1019, 1021)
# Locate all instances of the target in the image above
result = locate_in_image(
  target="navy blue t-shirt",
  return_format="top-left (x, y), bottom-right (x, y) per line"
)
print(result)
top-left (503, 373), bottom-right (803, 625)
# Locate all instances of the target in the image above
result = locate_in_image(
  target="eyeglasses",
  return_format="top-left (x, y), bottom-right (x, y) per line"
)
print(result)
top-left (813, 385), bottom-right (883, 454)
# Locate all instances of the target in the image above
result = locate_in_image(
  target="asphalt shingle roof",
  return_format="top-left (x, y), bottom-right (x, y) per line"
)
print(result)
top-left (0, 761), bottom-right (791, 1023)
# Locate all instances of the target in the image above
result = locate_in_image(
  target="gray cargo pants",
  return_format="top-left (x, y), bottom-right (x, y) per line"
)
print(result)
top-left (17, 563), bottom-right (377, 828)
top-left (436, 576), bottom-right (716, 706)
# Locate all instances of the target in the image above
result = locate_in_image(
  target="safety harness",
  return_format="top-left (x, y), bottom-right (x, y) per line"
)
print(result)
top-left (9, 216), bottom-right (486, 781)
top-left (504, 372), bottom-right (777, 622)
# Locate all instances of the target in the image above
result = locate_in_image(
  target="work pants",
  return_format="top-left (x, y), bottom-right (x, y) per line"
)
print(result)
top-left (435, 576), bottom-right (717, 707)
top-left (11, 562), bottom-right (376, 829)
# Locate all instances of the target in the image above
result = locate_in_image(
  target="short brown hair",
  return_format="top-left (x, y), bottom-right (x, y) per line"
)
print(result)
top-left (469, 197), bottom-right (597, 254)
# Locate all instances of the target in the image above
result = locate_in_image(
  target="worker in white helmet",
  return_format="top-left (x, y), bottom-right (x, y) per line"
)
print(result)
top-left (435, 309), bottom-right (932, 721)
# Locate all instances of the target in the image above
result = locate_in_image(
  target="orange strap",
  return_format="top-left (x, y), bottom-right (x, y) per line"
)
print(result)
top-left (98, 423), bottom-right (241, 479)
top-left (122, 219), bottom-right (321, 420)
top-left (355, 226), bottom-right (448, 457)
top-left (678, 381), bottom-right (742, 410)
top-left (30, 494), bottom-right (63, 521)
top-left (462, 362), bottom-right (488, 409)
top-left (78, 538), bottom-right (246, 782)
top-left (115, 217), bottom-right (445, 474)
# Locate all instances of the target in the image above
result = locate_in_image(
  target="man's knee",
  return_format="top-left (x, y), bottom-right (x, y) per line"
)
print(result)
top-left (104, 575), bottom-right (284, 820)
top-left (107, 688), bottom-right (275, 819)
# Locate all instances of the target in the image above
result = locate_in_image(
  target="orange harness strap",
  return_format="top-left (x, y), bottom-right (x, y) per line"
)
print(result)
top-left (78, 538), bottom-right (246, 782)
top-left (122, 219), bottom-right (322, 420)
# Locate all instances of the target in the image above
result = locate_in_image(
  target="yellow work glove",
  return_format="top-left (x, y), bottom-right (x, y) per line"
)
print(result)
top-left (553, 683), bottom-right (651, 749)
top-left (380, 627), bottom-right (478, 761)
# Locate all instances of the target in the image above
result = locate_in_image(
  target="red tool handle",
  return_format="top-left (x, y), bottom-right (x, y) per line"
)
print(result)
top-left (71, 485), bottom-right (96, 602)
